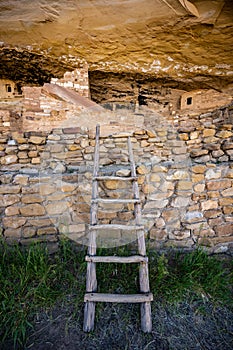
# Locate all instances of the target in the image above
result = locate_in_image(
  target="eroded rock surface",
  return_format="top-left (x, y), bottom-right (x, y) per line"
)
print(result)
top-left (0, 0), bottom-right (232, 100)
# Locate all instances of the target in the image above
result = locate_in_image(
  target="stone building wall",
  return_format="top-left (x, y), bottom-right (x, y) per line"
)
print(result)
top-left (0, 79), bottom-right (17, 99)
top-left (51, 66), bottom-right (90, 98)
top-left (180, 89), bottom-right (232, 111)
top-left (0, 104), bottom-right (232, 253)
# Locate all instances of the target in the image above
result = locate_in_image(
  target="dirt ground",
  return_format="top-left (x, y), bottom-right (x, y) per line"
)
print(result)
top-left (3, 298), bottom-right (232, 350)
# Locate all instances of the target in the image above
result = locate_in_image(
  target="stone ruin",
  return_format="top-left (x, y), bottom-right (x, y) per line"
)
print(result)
top-left (0, 66), bottom-right (232, 253)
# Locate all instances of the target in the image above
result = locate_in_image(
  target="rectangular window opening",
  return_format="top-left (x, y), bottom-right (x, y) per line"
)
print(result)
top-left (5, 84), bottom-right (12, 93)
top-left (187, 97), bottom-right (192, 105)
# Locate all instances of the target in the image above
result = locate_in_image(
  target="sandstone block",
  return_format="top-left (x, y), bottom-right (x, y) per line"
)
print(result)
top-left (223, 206), bottom-right (233, 215)
top-left (155, 217), bottom-right (165, 228)
top-left (149, 191), bottom-right (173, 200)
top-left (205, 169), bottom-right (221, 180)
top-left (179, 133), bottom-right (189, 141)
top-left (219, 197), bottom-right (233, 206)
top-left (149, 228), bottom-right (167, 241)
top-left (2, 194), bottom-right (20, 206)
top-left (5, 206), bottom-right (19, 216)
top-left (152, 165), bottom-right (167, 173)
top-left (4, 228), bottom-right (21, 238)
top-left (45, 201), bottom-right (68, 215)
top-left (68, 144), bottom-right (81, 151)
top-left (192, 165), bottom-right (206, 174)
top-left (39, 184), bottom-right (56, 195)
top-left (203, 129), bottom-right (215, 137)
top-left (201, 200), bottom-right (218, 211)
top-left (190, 131), bottom-right (199, 140)
top-left (185, 211), bottom-right (203, 223)
top-left (3, 217), bottom-right (26, 229)
top-left (1, 155), bottom-right (18, 165)
top-left (204, 209), bottom-right (222, 218)
top-left (177, 181), bottom-right (193, 191)
top-left (191, 149), bottom-right (208, 157)
top-left (29, 136), bottom-right (46, 145)
top-left (0, 185), bottom-right (21, 194)
top-left (22, 194), bottom-right (43, 204)
top-left (20, 203), bottom-right (45, 216)
top-left (136, 165), bottom-right (150, 174)
top-left (167, 170), bottom-right (189, 180)
top-left (37, 227), bottom-right (57, 235)
top-left (116, 169), bottom-right (131, 177)
top-left (221, 188), bottom-right (233, 197)
top-left (214, 223), bottom-right (233, 237)
top-left (206, 180), bottom-right (231, 191)
top-left (168, 230), bottom-right (191, 240)
top-left (146, 130), bottom-right (156, 138)
top-left (23, 227), bottom-right (37, 238)
top-left (208, 216), bottom-right (224, 227)
top-left (150, 173), bottom-right (160, 182)
top-left (142, 183), bottom-right (156, 194)
top-left (31, 157), bottom-right (41, 164)
top-left (61, 182), bottom-right (77, 192)
top-left (13, 175), bottom-right (28, 185)
top-left (162, 209), bottom-right (179, 223)
top-left (194, 184), bottom-right (205, 193)
top-left (171, 196), bottom-right (190, 207)
top-left (222, 142), bottom-right (233, 150)
top-left (212, 150), bottom-right (224, 158)
top-left (192, 174), bottom-right (204, 183)
top-left (216, 130), bottom-right (232, 138)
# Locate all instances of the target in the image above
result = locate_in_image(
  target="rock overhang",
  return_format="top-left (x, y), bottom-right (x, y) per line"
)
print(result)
top-left (0, 0), bottom-right (232, 99)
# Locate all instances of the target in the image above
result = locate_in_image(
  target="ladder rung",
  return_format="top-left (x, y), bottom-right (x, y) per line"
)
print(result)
top-left (85, 255), bottom-right (148, 263)
top-left (92, 198), bottom-right (140, 204)
top-left (94, 176), bottom-right (137, 181)
top-left (84, 292), bottom-right (153, 303)
top-left (89, 224), bottom-right (144, 231)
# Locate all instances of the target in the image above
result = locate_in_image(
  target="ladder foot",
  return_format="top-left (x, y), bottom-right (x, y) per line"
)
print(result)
top-left (141, 302), bottom-right (152, 333)
top-left (83, 301), bottom-right (96, 332)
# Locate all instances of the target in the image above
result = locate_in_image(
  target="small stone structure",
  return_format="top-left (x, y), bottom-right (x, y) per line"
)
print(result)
top-left (0, 102), bottom-right (232, 253)
top-left (21, 83), bottom-right (103, 131)
top-left (51, 65), bottom-right (90, 98)
top-left (0, 79), bottom-right (22, 99)
top-left (180, 89), bottom-right (232, 111)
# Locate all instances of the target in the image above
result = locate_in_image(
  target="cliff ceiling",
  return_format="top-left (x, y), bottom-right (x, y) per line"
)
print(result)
top-left (0, 0), bottom-right (232, 101)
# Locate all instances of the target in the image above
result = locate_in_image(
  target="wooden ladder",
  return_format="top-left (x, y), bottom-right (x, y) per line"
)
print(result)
top-left (83, 124), bottom-right (153, 332)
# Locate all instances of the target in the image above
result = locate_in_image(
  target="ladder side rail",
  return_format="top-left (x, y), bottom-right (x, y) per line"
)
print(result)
top-left (128, 136), bottom-right (152, 333)
top-left (127, 136), bottom-right (146, 256)
top-left (84, 125), bottom-right (100, 332)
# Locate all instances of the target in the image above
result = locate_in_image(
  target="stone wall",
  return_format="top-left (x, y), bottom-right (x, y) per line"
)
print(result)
top-left (180, 89), bottom-right (232, 112)
top-left (0, 104), bottom-right (232, 252)
top-left (51, 66), bottom-right (90, 98)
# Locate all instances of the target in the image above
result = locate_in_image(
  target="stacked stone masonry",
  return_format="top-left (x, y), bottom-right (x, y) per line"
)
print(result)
top-left (0, 103), bottom-right (232, 253)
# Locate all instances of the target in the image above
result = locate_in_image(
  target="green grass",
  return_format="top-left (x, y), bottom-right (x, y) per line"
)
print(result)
top-left (0, 239), bottom-right (86, 348)
top-left (0, 240), bottom-right (232, 348)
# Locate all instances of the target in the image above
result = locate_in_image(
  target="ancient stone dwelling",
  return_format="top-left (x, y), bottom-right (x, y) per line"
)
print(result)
top-left (0, 63), bottom-right (232, 253)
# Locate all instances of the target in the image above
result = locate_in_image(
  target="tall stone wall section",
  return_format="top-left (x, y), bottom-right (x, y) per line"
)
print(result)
top-left (0, 105), bottom-right (232, 252)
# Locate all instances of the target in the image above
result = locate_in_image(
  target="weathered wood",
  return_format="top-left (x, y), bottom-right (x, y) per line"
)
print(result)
top-left (83, 301), bottom-right (95, 332)
top-left (84, 128), bottom-right (153, 334)
top-left (141, 302), bottom-right (152, 333)
top-left (127, 136), bottom-right (146, 256)
top-left (128, 135), bottom-right (152, 332)
top-left (139, 262), bottom-right (150, 293)
top-left (89, 224), bottom-right (144, 231)
top-left (85, 255), bottom-right (148, 263)
top-left (94, 176), bottom-right (137, 181)
top-left (84, 292), bottom-right (153, 303)
top-left (86, 260), bottom-right (97, 292)
top-left (84, 125), bottom-right (100, 333)
top-left (92, 198), bottom-right (140, 204)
